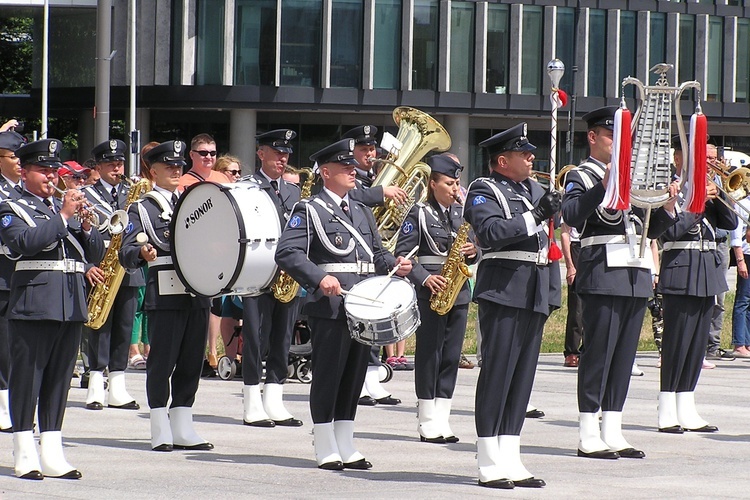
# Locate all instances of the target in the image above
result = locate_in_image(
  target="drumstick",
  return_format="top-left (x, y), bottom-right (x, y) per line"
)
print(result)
top-left (386, 245), bottom-right (419, 279)
top-left (339, 289), bottom-right (385, 305)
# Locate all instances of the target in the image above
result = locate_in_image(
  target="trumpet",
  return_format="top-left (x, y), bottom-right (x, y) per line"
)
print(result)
top-left (704, 160), bottom-right (750, 228)
top-left (47, 181), bottom-right (101, 228)
top-left (530, 164), bottom-right (576, 192)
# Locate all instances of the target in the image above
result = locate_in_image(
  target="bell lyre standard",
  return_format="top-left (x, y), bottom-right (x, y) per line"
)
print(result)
top-left (606, 63), bottom-right (704, 258)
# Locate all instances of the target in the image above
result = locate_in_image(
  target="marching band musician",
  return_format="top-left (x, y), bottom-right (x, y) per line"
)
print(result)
top-left (652, 140), bottom-right (735, 433)
top-left (240, 129), bottom-right (303, 428)
top-left (81, 139), bottom-right (142, 412)
top-left (395, 153), bottom-right (477, 444)
top-left (561, 106), bottom-right (677, 460)
top-left (119, 140), bottom-right (213, 452)
top-left (463, 124), bottom-right (560, 489)
top-left (0, 139), bottom-right (105, 479)
top-left (275, 138), bottom-right (412, 471)
top-left (0, 130), bottom-right (25, 432)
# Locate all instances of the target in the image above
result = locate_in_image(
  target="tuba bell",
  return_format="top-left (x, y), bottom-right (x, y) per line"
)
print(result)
top-left (371, 107), bottom-right (452, 251)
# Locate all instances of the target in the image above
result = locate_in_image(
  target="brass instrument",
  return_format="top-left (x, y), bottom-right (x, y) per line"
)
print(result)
top-left (708, 158), bottom-right (750, 201)
top-left (271, 169), bottom-right (316, 303)
top-left (531, 164), bottom-right (577, 192)
top-left (47, 181), bottom-right (101, 228)
top-left (371, 107), bottom-right (452, 251)
top-left (429, 218), bottom-right (472, 316)
top-left (86, 176), bottom-right (152, 329)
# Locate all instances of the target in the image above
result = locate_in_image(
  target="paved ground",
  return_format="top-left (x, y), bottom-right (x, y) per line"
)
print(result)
top-left (0, 352), bottom-right (748, 499)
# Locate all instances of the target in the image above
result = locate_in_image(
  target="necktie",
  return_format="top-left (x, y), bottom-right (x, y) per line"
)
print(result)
top-left (171, 193), bottom-right (178, 208)
top-left (111, 187), bottom-right (118, 208)
top-left (43, 198), bottom-right (55, 214)
top-left (340, 200), bottom-right (352, 221)
top-left (270, 180), bottom-right (280, 196)
top-left (444, 208), bottom-right (452, 229)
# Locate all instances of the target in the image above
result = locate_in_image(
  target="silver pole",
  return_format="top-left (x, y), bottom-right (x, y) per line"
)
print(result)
top-left (41, 0), bottom-right (49, 138)
top-left (128, 0), bottom-right (138, 177)
top-left (95, 0), bottom-right (113, 144)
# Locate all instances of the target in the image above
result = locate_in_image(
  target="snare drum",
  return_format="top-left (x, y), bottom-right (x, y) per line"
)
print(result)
top-left (344, 276), bottom-right (420, 346)
top-left (172, 181), bottom-right (280, 297)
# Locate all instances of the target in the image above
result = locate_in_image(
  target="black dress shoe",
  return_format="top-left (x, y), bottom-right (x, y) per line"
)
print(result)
top-left (375, 396), bottom-right (401, 405)
top-left (617, 447), bottom-right (645, 459)
top-left (152, 443), bottom-right (173, 452)
top-left (173, 442), bottom-right (214, 451)
top-left (343, 458), bottom-right (372, 470)
top-left (514, 477), bottom-right (546, 488)
top-left (244, 418), bottom-right (276, 427)
top-left (274, 417), bottom-right (303, 427)
top-left (685, 424), bottom-right (718, 433)
top-left (358, 396), bottom-right (377, 406)
top-left (478, 478), bottom-right (514, 489)
top-left (48, 469), bottom-right (82, 480)
top-left (658, 425), bottom-right (684, 434)
top-left (19, 470), bottom-right (43, 480)
top-left (318, 460), bottom-right (344, 471)
top-left (444, 435), bottom-right (459, 443)
top-left (420, 435), bottom-right (446, 444)
top-left (577, 449), bottom-right (620, 459)
top-left (108, 401), bottom-right (140, 410)
top-left (525, 409), bottom-right (545, 419)
top-left (85, 402), bottom-right (103, 410)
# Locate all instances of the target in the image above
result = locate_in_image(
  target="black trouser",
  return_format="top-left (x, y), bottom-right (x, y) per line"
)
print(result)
top-left (0, 291), bottom-right (10, 389)
top-left (242, 294), bottom-right (300, 385)
top-left (661, 295), bottom-right (713, 392)
top-left (414, 300), bottom-right (467, 400)
top-left (8, 320), bottom-right (81, 432)
top-left (87, 286), bottom-right (138, 373)
top-left (475, 300), bottom-right (545, 437)
top-left (146, 307), bottom-right (208, 409)
top-left (577, 294), bottom-right (646, 413)
top-left (564, 242), bottom-right (583, 356)
top-left (308, 317), bottom-right (369, 424)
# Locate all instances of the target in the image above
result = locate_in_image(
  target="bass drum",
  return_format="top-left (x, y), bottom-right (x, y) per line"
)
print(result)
top-left (172, 181), bottom-right (280, 297)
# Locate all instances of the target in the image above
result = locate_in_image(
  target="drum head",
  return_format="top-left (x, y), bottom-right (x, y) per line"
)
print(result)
top-left (172, 182), bottom-right (280, 297)
top-left (344, 276), bottom-right (414, 320)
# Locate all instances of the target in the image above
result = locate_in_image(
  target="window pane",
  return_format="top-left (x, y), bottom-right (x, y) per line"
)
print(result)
top-left (373, 0), bottom-right (401, 89)
top-left (34, 8), bottom-right (96, 88)
top-left (331, 0), bottom-right (363, 88)
top-left (234, 0), bottom-right (276, 86)
top-left (486, 4), bottom-right (509, 94)
top-left (678, 14), bottom-right (695, 84)
top-left (706, 16), bottom-right (722, 102)
top-left (520, 6), bottom-right (542, 95)
top-left (649, 13), bottom-right (666, 85)
top-left (413, 0), bottom-right (438, 91)
top-left (196, 0), bottom-right (225, 85)
top-left (555, 7), bottom-right (575, 93)
top-left (170, 0), bottom-right (183, 85)
top-left (619, 11), bottom-right (637, 98)
top-left (587, 9), bottom-right (606, 97)
top-left (737, 19), bottom-right (749, 103)
top-left (449, 2), bottom-right (473, 92)
top-left (280, 0), bottom-right (322, 87)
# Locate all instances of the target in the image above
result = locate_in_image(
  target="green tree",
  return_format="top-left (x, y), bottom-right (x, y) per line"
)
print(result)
top-left (0, 16), bottom-right (33, 94)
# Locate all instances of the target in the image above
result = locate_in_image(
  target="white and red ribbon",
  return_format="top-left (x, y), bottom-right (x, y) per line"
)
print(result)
top-left (602, 106), bottom-right (632, 210)
top-left (684, 112), bottom-right (708, 213)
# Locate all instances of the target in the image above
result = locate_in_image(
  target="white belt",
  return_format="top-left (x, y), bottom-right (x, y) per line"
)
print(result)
top-left (483, 251), bottom-right (544, 264)
top-left (319, 262), bottom-right (375, 275)
top-left (152, 256), bottom-right (174, 267)
top-left (16, 259), bottom-right (85, 273)
top-left (663, 241), bottom-right (716, 252)
top-left (416, 256), bottom-right (446, 265)
top-left (580, 235), bottom-right (626, 247)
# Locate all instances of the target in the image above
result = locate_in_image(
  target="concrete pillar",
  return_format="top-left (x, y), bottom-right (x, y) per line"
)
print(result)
top-left (230, 109), bottom-right (257, 174)
top-left (445, 114), bottom-right (470, 186)
top-left (77, 108), bottom-right (95, 162)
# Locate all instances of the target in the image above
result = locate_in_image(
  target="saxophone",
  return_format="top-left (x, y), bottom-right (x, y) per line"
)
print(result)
top-left (271, 169), bottom-right (316, 303)
top-left (85, 177), bottom-right (152, 329)
top-left (429, 220), bottom-right (473, 316)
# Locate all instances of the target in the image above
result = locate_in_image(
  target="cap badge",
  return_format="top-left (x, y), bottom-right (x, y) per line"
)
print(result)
top-left (49, 141), bottom-right (58, 154)
top-left (173, 141), bottom-right (182, 153)
top-left (109, 139), bottom-right (118, 152)
top-left (522, 123), bottom-right (527, 136)
top-left (285, 130), bottom-right (294, 140)
top-left (348, 139), bottom-right (355, 150)
top-left (363, 125), bottom-right (371, 135)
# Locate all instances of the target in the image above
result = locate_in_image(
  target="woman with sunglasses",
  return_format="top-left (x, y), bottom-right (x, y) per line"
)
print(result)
top-left (213, 154), bottom-right (243, 183)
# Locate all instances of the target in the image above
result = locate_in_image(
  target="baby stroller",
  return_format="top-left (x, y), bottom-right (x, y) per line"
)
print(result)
top-left (217, 324), bottom-right (243, 381)
top-left (288, 319), bottom-right (312, 383)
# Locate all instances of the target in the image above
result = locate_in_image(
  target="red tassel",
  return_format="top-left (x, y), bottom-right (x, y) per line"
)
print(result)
top-left (687, 114), bottom-right (708, 213)
top-left (613, 108), bottom-right (632, 209)
top-left (557, 89), bottom-right (568, 107)
top-left (548, 220), bottom-right (562, 261)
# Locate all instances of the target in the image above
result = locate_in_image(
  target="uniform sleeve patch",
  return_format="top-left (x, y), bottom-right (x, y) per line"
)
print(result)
top-left (471, 195), bottom-right (487, 206)
top-left (565, 182), bottom-right (575, 193)
top-left (125, 221), bottom-right (133, 234)
top-left (401, 221), bottom-right (414, 235)
top-left (1, 215), bottom-right (11, 228)
top-left (289, 215), bottom-right (301, 228)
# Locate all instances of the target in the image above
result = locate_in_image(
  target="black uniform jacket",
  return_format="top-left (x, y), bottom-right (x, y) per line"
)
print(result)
top-left (561, 160), bottom-right (677, 298)
top-left (0, 190), bottom-right (105, 321)
top-left (0, 179), bottom-right (22, 294)
top-left (395, 199), bottom-right (476, 305)
top-left (463, 171), bottom-right (559, 316)
top-left (275, 189), bottom-right (396, 320)
top-left (653, 194), bottom-right (737, 297)
top-left (249, 171), bottom-right (301, 224)
top-left (84, 179), bottom-right (145, 287)
top-left (119, 194), bottom-right (210, 311)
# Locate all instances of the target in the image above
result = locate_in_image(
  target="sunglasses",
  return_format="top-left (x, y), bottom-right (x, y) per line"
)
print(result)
top-left (192, 150), bottom-right (217, 157)
top-left (227, 169), bottom-right (241, 175)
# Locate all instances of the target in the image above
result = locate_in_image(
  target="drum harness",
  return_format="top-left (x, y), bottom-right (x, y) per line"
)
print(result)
top-left (413, 202), bottom-right (449, 265)
top-left (136, 191), bottom-right (173, 253)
